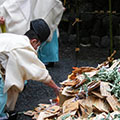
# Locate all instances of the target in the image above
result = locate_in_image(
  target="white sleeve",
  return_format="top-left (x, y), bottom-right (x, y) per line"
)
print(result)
top-left (4, 48), bottom-right (51, 93)
top-left (0, 0), bottom-right (31, 34)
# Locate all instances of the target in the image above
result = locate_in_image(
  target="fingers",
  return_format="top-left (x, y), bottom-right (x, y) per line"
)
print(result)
top-left (0, 17), bottom-right (5, 24)
top-left (54, 87), bottom-right (60, 96)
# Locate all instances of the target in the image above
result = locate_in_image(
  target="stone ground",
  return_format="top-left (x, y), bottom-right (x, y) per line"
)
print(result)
top-left (15, 31), bottom-right (120, 120)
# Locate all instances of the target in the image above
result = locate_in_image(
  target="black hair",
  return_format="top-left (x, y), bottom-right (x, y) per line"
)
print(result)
top-left (24, 30), bottom-right (40, 42)
top-left (30, 19), bottom-right (50, 43)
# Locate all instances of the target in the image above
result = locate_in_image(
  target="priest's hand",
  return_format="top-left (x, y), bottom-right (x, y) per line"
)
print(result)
top-left (44, 79), bottom-right (60, 96)
top-left (0, 17), bottom-right (5, 25)
top-left (53, 86), bottom-right (60, 96)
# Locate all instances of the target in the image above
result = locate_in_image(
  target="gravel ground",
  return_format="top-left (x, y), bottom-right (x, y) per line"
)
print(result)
top-left (15, 33), bottom-right (120, 120)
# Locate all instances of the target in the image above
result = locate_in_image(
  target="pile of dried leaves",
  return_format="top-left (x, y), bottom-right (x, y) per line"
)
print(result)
top-left (24, 51), bottom-right (120, 120)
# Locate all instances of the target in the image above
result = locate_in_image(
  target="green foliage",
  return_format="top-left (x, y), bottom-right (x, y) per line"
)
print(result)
top-left (61, 113), bottom-right (71, 120)
top-left (82, 64), bottom-right (120, 101)
top-left (87, 112), bottom-right (94, 120)
top-left (114, 114), bottom-right (120, 119)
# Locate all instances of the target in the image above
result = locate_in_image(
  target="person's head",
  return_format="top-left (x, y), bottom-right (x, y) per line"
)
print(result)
top-left (25, 19), bottom-right (50, 50)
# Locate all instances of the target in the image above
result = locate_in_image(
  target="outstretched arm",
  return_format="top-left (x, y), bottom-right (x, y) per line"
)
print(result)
top-left (44, 79), bottom-right (60, 96)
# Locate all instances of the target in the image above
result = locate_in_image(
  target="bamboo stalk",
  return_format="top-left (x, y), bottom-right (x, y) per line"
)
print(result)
top-left (108, 0), bottom-right (113, 56)
top-left (75, 0), bottom-right (80, 67)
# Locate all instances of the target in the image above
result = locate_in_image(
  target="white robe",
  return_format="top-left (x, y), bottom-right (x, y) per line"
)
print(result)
top-left (0, 0), bottom-right (64, 41)
top-left (0, 33), bottom-right (52, 110)
top-left (0, 0), bottom-right (31, 34)
top-left (0, 33), bottom-right (52, 93)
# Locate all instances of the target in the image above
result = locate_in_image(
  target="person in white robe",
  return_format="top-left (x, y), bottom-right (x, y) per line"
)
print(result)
top-left (0, 0), bottom-right (64, 39)
top-left (0, 0), bottom-right (64, 68)
top-left (0, 19), bottom-right (60, 119)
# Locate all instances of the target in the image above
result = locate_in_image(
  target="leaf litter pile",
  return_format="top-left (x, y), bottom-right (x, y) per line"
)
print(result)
top-left (24, 51), bottom-right (120, 120)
